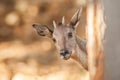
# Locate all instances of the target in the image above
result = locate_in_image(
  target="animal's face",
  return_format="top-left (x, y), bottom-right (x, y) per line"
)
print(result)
top-left (52, 24), bottom-right (77, 60)
top-left (33, 8), bottom-right (82, 60)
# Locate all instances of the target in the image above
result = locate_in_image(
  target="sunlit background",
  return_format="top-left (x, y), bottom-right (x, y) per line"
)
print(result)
top-left (0, 0), bottom-right (88, 80)
top-left (0, 0), bottom-right (119, 80)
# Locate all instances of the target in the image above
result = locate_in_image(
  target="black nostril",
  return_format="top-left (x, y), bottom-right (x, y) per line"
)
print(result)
top-left (64, 50), bottom-right (69, 54)
top-left (60, 50), bottom-right (69, 56)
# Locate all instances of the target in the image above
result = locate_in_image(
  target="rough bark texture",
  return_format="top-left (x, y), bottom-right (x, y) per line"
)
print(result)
top-left (86, 0), bottom-right (106, 80)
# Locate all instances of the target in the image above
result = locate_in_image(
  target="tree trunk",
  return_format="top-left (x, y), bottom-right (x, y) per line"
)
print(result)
top-left (86, 0), bottom-right (106, 80)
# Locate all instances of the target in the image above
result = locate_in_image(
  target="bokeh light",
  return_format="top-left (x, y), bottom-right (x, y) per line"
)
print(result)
top-left (0, 0), bottom-right (88, 80)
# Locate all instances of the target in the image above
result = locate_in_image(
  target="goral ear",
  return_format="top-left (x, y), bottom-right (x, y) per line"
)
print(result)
top-left (32, 23), bottom-right (53, 38)
top-left (69, 8), bottom-right (82, 29)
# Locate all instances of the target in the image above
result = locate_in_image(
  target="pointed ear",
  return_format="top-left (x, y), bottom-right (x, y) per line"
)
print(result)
top-left (32, 23), bottom-right (53, 38)
top-left (69, 8), bottom-right (82, 29)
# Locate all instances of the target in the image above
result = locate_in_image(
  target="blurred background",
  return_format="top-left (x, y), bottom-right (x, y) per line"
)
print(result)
top-left (104, 0), bottom-right (120, 80)
top-left (0, 0), bottom-right (119, 80)
top-left (0, 0), bottom-right (88, 80)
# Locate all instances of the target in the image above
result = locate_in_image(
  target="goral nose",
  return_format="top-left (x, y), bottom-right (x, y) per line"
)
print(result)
top-left (60, 49), bottom-right (69, 56)
top-left (60, 49), bottom-right (71, 60)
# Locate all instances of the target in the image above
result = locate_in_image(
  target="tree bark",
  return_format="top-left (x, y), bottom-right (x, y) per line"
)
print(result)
top-left (86, 0), bottom-right (106, 80)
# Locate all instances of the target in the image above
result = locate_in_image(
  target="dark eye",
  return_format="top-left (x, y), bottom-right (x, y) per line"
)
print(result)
top-left (68, 32), bottom-right (73, 38)
top-left (52, 38), bottom-right (56, 43)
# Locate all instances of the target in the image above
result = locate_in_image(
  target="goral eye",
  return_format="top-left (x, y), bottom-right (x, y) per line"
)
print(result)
top-left (68, 32), bottom-right (73, 38)
top-left (52, 38), bottom-right (56, 43)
